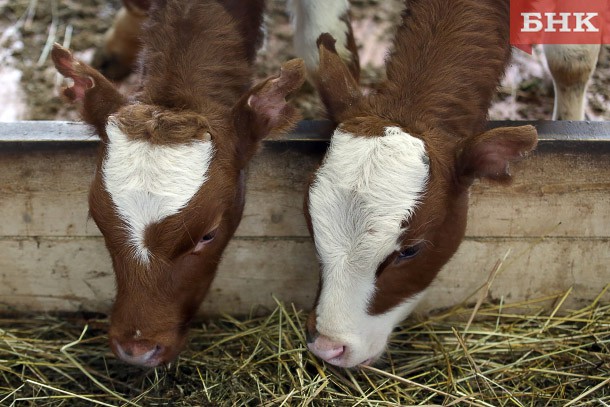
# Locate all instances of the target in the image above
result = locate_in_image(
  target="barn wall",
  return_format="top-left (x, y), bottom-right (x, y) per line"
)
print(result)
top-left (1, 121), bottom-right (608, 315)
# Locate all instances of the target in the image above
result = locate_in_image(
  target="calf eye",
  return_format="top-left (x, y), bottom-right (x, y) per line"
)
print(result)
top-left (192, 229), bottom-right (218, 253)
top-left (396, 244), bottom-right (422, 262)
top-left (201, 230), bottom-right (217, 242)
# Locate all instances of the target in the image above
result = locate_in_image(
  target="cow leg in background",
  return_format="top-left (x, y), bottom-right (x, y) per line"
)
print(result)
top-left (288, 0), bottom-right (360, 81)
top-left (92, 0), bottom-right (150, 80)
top-left (543, 44), bottom-right (601, 120)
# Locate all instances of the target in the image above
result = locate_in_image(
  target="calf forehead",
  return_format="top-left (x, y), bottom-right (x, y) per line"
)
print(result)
top-left (309, 127), bottom-right (429, 270)
top-left (102, 120), bottom-right (215, 264)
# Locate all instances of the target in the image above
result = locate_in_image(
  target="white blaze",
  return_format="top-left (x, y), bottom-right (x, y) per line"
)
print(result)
top-left (308, 126), bottom-right (429, 367)
top-left (102, 120), bottom-right (214, 264)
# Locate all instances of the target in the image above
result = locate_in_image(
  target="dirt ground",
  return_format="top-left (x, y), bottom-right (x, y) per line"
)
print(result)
top-left (1, 0), bottom-right (609, 122)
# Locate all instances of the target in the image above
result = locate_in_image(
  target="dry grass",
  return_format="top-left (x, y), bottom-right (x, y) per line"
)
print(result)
top-left (1, 286), bottom-right (609, 406)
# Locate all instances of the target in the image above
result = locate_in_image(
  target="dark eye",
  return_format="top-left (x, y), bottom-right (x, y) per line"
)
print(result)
top-left (396, 244), bottom-right (422, 262)
top-left (192, 229), bottom-right (218, 253)
top-left (200, 230), bottom-right (217, 242)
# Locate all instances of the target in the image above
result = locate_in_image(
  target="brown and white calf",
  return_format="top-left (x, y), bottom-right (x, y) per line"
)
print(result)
top-left (303, 0), bottom-right (538, 368)
top-left (52, 0), bottom-right (305, 367)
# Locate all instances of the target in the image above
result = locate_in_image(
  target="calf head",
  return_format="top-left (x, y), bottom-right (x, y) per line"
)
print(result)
top-left (52, 44), bottom-right (305, 367)
top-left (303, 35), bottom-right (537, 368)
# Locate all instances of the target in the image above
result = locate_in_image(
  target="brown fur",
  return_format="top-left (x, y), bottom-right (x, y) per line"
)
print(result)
top-left (373, 0), bottom-right (512, 137)
top-left (114, 105), bottom-right (212, 145)
top-left (93, 0), bottom-right (360, 84)
top-left (136, 0), bottom-right (254, 110)
top-left (53, 0), bottom-right (305, 367)
top-left (91, 1), bottom-right (148, 80)
top-left (93, 0), bottom-right (265, 80)
top-left (306, 0), bottom-right (538, 331)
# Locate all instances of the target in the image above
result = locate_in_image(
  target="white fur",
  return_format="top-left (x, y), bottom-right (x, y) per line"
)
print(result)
top-left (288, 0), bottom-right (351, 73)
top-left (543, 44), bottom-right (600, 120)
top-left (103, 120), bottom-right (214, 264)
top-left (308, 126), bottom-right (429, 367)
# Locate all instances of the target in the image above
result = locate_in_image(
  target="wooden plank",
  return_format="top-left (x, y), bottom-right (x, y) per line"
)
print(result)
top-left (420, 237), bottom-right (610, 312)
top-left (1, 237), bottom-right (607, 315)
top-left (4, 186), bottom-right (607, 239)
top-left (0, 193), bottom-right (96, 237)
top-left (0, 238), bottom-right (115, 313)
top-left (467, 191), bottom-right (610, 238)
top-left (0, 237), bottom-right (319, 314)
top-left (203, 238), bottom-right (318, 315)
top-left (1, 142), bottom-right (608, 238)
top-left (467, 150), bottom-right (610, 238)
top-left (0, 148), bottom-right (96, 194)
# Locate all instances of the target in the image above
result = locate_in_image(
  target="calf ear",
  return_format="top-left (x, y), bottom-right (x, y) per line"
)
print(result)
top-left (315, 33), bottom-right (363, 123)
top-left (52, 43), bottom-right (127, 138)
top-left (233, 58), bottom-right (306, 166)
top-left (457, 125), bottom-right (538, 185)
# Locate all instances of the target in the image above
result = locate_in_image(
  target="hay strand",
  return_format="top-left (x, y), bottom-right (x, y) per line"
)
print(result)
top-left (1, 288), bottom-right (608, 406)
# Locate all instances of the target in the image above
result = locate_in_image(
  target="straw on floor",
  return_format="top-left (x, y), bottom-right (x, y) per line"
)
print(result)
top-left (1, 286), bottom-right (609, 406)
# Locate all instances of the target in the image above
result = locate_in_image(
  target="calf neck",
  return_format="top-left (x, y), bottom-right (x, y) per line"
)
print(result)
top-left (93, 0), bottom-right (360, 83)
top-left (52, 0), bottom-right (304, 367)
top-left (305, 0), bottom-right (538, 368)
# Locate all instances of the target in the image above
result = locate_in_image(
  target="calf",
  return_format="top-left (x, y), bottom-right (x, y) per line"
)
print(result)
top-left (304, 0), bottom-right (538, 368)
top-left (52, 0), bottom-right (305, 367)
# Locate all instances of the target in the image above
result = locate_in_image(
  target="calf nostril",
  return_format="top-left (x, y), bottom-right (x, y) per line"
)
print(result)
top-left (308, 336), bottom-right (347, 362)
top-left (327, 345), bottom-right (345, 360)
top-left (305, 328), bottom-right (317, 344)
top-left (113, 339), bottom-right (164, 366)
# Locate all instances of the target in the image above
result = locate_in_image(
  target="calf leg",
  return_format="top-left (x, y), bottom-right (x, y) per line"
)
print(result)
top-left (288, 0), bottom-right (360, 81)
top-left (92, 0), bottom-right (150, 80)
top-left (543, 44), bottom-right (601, 120)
